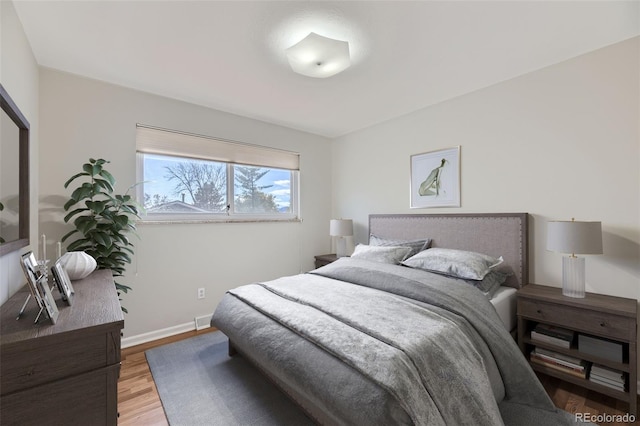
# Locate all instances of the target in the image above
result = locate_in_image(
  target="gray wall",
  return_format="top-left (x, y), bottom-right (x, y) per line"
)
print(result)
top-left (331, 37), bottom-right (639, 372)
top-left (37, 68), bottom-right (332, 340)
top-left (0, 0), bottom-right (40, 302)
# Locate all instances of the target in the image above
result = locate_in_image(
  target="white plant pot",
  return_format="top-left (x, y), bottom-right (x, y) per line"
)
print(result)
top-left (61, 251), bottom-right (97, 280)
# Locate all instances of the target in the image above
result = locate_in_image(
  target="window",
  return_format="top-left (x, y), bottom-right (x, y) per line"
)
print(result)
top-left (136, 125), bottom-right (299, 222)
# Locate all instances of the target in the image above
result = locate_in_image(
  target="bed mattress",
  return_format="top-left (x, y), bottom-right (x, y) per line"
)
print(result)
top-left (491, 286), bottom-right (517, 332)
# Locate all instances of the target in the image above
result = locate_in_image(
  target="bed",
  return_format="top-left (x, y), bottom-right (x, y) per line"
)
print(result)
top-left (368, 213), bottom-right (525, 334)
top-left (211, 213), bottom-right (583, 425)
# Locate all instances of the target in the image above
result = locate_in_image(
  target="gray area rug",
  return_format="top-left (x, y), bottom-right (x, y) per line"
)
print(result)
top-left (146, 331), bottom-right (314, 426)
top-left (147, 331), bottom-right (591, 426)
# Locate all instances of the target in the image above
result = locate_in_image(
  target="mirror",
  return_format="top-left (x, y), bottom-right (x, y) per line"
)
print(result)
top-left (0, 84), bottom-right (30, 256)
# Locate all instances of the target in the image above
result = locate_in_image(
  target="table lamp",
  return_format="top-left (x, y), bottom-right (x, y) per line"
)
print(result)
top-left (330, 219), bottom-right (353, 258)
top-left (547, 219), bottom-right (603, 298)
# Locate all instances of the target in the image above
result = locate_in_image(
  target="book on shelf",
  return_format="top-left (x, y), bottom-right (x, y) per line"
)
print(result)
top-left (589, 363), bottom-right (626, 390)
top-left (534, 323), bottom-right (575, 340)
top-left (590, 364), bottom-right (625, 382)
top-left (532, 348), bottom-right (586, 371)
top-left (589, 375), bottom-right (626, 392)
top-left (531, 330), bottom-right (572, 349)
top-left (590, 373), bottom-right (625, 388)
top-left (530, 354), bottom-right (587, 379)
top-left (535, 347), bottom-right (583, 365)
top-left (530, 351), bottom-right (586, 374)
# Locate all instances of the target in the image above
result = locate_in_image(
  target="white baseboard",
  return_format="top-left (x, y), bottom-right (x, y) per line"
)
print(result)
top-left (122, 321), bottom-right (197, 349)
top-left (122, 313), bottom-right (215, 349)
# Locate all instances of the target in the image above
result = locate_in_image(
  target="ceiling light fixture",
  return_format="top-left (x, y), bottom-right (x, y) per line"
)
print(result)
top-left (285, 32), bottom-right (350, 78)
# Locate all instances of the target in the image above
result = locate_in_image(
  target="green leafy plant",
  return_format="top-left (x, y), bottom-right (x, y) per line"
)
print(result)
top-left (62, 158), bottom-right (141, 312)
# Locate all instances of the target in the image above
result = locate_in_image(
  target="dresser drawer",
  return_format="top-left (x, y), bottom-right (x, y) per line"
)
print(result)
top-left (1, 363), bottom-right (120, 426)
top-left (1, 332), bottom-right (109, 395)
top-left (518, 299), bottom-right (633, 341)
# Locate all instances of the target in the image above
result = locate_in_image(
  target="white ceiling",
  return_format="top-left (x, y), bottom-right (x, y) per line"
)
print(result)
top-left (13, 1), bottom-right (640, 138)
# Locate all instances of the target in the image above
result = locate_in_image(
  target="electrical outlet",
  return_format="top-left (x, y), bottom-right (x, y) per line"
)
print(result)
top-left (197, 288), bottom-right (205, 299)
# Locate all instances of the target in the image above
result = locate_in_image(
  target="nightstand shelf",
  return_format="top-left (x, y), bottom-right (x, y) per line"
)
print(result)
top-left (532, 361), bottom-right (629, 400)
top-left (520, 335), bottom-right (630, 373)
top-left (517, 284), bottom-right (637, 416)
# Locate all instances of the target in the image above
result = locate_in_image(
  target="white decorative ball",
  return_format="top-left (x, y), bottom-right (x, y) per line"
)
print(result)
top-left (61, 251), bottom-right (97, 280)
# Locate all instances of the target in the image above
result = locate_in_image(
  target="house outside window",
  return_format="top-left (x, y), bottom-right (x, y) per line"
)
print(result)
top-left (136, 125), bottom-right (299, 222)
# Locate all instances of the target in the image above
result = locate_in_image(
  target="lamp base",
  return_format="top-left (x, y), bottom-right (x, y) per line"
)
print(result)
top-left (336, 237), bottom-right (347, 258)
top-left (562, 256), bottom-right (585, 298)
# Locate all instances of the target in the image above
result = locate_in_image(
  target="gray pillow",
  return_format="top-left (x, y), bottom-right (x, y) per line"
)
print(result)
top-left (401, 248), bottom-right (504, 280)
top-left (369, 234), bottom-right (432, 258)
top-left (351, 244), bottom-right (413, 265)
top-left (464, 270), bottom-right (510, 299)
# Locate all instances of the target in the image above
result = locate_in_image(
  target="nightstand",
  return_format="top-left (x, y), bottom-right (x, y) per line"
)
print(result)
top-left (314, 254), bottom-right (339, 268)
top-left (517, 284), bottom-right (637, 416)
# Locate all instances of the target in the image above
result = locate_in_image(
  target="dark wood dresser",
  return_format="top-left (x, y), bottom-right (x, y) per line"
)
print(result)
top-left (0, 269), bottom-right (124, 425)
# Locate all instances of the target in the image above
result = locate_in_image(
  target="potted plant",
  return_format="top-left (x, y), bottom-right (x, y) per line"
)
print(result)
top-left (62, 158), bottom-right (141, 312)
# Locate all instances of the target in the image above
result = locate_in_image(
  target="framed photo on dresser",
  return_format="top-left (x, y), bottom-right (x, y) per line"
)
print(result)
top-left (36, 275), bottom-right (59, 324)
top-left (52, 259), bottom-right (74, 305)
top-left (20, 251), bottom-right (45, 309)
top-left (20, 251), bottom-right (59, 324)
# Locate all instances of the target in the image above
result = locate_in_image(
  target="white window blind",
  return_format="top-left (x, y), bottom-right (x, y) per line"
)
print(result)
top-left (136, 125), bottom-right (299, 171)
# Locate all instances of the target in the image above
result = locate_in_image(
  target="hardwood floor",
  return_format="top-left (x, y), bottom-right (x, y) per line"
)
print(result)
top-left (118, 329), bottom-right (216, 426)
top-left (118, 330), bottom-right (638, 425)
top-left (537, 373), bottom-right (638, 425)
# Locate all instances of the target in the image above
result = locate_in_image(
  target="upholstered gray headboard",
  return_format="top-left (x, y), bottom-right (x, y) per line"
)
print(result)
top-left (369, 213), bottom-right (528, 288)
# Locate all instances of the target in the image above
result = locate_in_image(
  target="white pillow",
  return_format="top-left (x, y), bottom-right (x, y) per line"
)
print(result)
top-left (401, 248), bottom-right (503, 280)
top-left (351, 244), bottom-right (412, 265)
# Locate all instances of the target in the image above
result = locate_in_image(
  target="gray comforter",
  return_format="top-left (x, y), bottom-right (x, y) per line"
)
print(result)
top-left (212, 258), bottom-right (580, 425)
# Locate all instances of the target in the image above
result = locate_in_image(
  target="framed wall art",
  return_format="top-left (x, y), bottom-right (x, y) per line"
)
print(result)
top-left (410, 146), bottom-right (460, 208)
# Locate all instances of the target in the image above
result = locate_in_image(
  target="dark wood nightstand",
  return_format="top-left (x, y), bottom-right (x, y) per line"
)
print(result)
top-left (314, 254), bottom-right (339, 268)
top-left (517, 284), bottom-right (637, 416)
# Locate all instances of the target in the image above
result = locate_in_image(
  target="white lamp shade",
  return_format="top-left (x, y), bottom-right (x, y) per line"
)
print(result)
top-left (547, 220), bottom-right (603, 255)
top-left (330, 219), bottom-right (353, 237)
top-left (286, 32), bottom-right (350, 78)
top-left (61, 251), bottom-right (97, 280)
